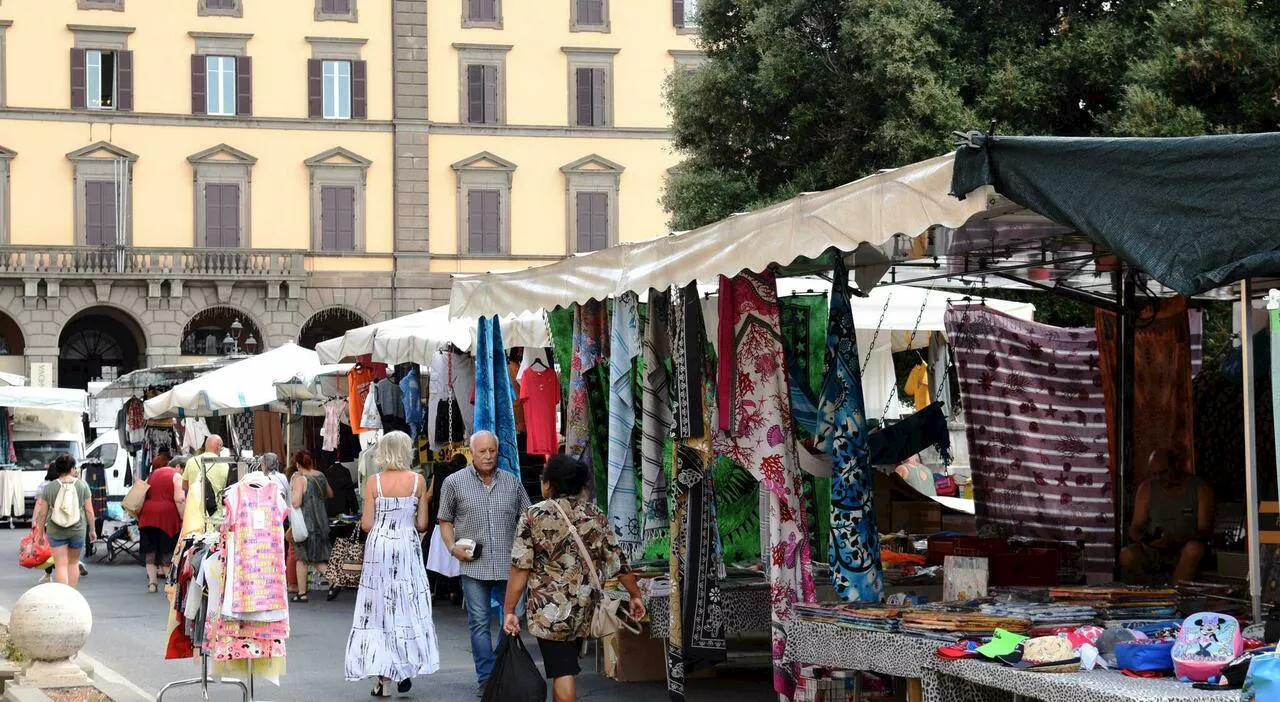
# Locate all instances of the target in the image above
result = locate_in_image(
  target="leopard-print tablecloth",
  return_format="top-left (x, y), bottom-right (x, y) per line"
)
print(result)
top-left (783, 622), bottom-right (937, 678)
top-left (646, 585), bottom-right (771, 639)
top-left (922, 659), bottom-right (1239, 702)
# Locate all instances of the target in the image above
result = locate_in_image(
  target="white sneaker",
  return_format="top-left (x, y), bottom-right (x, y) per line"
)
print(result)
top-left (38, 573), bottom-right (50, 584)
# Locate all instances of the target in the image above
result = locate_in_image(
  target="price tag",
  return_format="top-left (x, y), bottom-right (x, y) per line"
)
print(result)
top-left (252, 509), bottom-right (266, 530)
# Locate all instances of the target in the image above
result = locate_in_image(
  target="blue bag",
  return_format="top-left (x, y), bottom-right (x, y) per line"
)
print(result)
top-left (1242, 652), bottom-right (1280, 702)
top-left (1115, 640), bottom-right (1175, 672)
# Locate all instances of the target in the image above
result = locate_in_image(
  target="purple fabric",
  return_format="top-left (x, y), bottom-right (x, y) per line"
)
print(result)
top-left (945, 305), bottom-right (1113, 579)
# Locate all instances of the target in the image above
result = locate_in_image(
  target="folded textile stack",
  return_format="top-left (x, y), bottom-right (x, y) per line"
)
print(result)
top-left (794, 602), bottom-right (906, 633)
top-left (900, 611), bottom-right (1031, 642)
top-left (1049, 586), bottom-right (1178, 620)
top-left (979, 602), bottom-right (1097, 626)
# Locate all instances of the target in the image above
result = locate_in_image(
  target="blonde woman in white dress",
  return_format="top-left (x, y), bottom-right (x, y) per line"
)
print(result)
top-left (344, 431), bottom-right (440, 696)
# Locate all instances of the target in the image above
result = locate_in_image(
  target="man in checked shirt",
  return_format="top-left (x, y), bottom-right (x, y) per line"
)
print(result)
top-left (438, 430), bottom-right (531, 696)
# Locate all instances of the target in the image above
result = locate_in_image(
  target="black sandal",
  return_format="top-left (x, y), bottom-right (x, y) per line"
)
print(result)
top-left (398, 679), bottom-right (412, 693)
top-left (370, 679), bottom-right (389, 697)
top-left (327, 586), bottom-right (341, 601)
top-left (291, 593), bottom-right (309, 603)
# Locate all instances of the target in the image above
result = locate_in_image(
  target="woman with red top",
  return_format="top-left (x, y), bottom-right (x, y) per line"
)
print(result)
top-left (138, 455), bottom-right (186, 593)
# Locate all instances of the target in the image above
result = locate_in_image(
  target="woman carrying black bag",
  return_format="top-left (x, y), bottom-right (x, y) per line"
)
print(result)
top-left (501, 455), bottom-right (645, 702)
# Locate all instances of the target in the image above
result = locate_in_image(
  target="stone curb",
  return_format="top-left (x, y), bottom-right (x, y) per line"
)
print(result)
top-left (0, 605), bottom-right (154, 702)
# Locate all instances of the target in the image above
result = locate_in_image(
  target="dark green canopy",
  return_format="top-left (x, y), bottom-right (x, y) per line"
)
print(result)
top-left (950, 133), bottom-right (1280, 296)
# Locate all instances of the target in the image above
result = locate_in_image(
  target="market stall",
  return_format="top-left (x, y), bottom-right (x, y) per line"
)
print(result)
top-left (444, 133), bottom-right (1280, 702)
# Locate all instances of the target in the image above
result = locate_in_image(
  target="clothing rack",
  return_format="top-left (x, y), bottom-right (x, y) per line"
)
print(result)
top-left (157, 455), bottom-right (251, 702)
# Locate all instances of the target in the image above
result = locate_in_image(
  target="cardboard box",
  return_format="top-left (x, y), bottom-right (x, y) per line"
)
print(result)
top-left (602, 628), bottom-right (668, 683)
top-left (892, 502), bottom-right (941, 533)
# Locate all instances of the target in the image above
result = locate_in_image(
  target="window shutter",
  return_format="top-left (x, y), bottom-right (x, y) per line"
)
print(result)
top-left (352, 60), bottom-right (367, 119)
top-left (116, 50), bottom-right (134, 112)
top-left (483, 65), bottom-right (499, 124)
top-left (336, 186), bottom-right (355, 251)
top-left (482, 190), bottom-right (500, 253)
top-left (224, 184), bottom-right (241, 247)
top-left (191, 55), bottom-right (207, 115)
top-left (466, 65), bottom-right (484, 124)
top-left (307, 59), bottom-right (323, 118)
top-left (591, 192), bottom-right (609, 250)
top-left (673, 0), bottom-right (685, 27)
top-left (467, 190), bottom-right (482, 253)
top-left (205, 184), bottom-right (221, 247)
top-left (86, 181), bottom-right (103, 245)
top-left (574, 67), bottom-right (593, 126)
top-left (575, 192), bottom-right (589, 252)
top-left (236, 55), bottom-right (253, 116)
top-left (592, 68), bottom-right (607, 126)
top-left (102, 182), bottom-right (119, 246)
top-left (71, 48), bottom-right (87, 110)
top-left (320, 186), bottom-right (336, 250)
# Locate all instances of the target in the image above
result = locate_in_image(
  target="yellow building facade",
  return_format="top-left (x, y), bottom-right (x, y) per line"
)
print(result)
top-left (0, 0), bottom-right (697, 386)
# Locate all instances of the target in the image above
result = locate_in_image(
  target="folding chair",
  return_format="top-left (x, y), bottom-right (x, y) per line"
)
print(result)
top-left (98, 518), bottom-right (143, 565)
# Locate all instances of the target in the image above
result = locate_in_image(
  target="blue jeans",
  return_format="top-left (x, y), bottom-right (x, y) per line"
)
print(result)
top-left (460, 576), bottom-right (524, 684)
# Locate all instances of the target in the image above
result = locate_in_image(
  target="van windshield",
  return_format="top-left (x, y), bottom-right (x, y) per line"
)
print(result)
top-left (12, 441), bottom-right (80, 472)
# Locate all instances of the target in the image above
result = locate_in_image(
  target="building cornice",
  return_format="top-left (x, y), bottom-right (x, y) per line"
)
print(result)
top-left (0, 108), bottom-right (394, 132)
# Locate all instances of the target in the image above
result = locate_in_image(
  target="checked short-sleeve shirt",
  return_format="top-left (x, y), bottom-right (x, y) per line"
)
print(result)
top-left (438, 466), bottom-right (531, 581)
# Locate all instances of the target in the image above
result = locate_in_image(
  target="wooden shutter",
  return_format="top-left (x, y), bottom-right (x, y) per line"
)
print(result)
top-left (673, 0), bottom-right (685, 27)
top-left (576, 192), bottom-right (607, 252)
top-left (591, 68), bottom-right (607, 126)
top-left (352, 60), bottom-right (367, 119)
top-left (86, 181), bottom-right (119, 246)
top-left (320, 186), bottom-right (337, 250)
top-left (116, 50), bottom-right (134, 112)
top-left (575, 67), bottom-right (593, 126)
top-left (191, 55), bottom-right (207, 115)
top-left (335, 186), bottom-right (355, 251)
top-left (205, 184), bottom-right (222, 247)
top-left (235, 55), bottom-right (253, 116)
top-left (466, 65), bottom-right (484, 124)
top-left (307, 59), bottom-right (323, 118)
top-left (467, 190), bottom-right (484, 253)
top-left (575, 192), bottom-right (590, 252)
top-left (469, 0), bottom-right (494, 22)
top-left (481, 190), bottom-right (500, 252)
top-left (71, 48), bottom-right (87, 110)
top-left (483, 65), bottom-right (499, 124)
top-left (223, 184), bottom-right (241, 247)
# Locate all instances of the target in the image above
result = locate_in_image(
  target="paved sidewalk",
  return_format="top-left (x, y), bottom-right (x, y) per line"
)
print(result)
top-left (0, 528), bottom-right (776, 701)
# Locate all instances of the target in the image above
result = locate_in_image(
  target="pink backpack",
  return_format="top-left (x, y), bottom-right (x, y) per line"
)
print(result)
top-left (1171, 612), bottom-right (1243, 682)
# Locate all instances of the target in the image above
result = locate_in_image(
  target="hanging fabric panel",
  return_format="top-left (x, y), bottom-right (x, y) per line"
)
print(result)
top-left (474, 316), bottom-right (521, 478)
top-left (607, 293), bottom-right (642, 558)
top-left (566, 301), bottom-right (607, 462)
top-left (640, 290), bottom-right (673, 545)
top-left (946, 304), bottom-right (1114, 579)
top-left (819, 259), bottom-right (884, 603)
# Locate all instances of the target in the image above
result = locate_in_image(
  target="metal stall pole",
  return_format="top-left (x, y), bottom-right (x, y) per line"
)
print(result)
top-left (1113, 267), bottom-right (1137, 579)
top-left (1242, 280), bottom-right (1263, 622)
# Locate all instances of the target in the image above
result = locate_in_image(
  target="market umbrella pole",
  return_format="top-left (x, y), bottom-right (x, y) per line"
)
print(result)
top-left (1242, 280), bottom-right (1263, 622)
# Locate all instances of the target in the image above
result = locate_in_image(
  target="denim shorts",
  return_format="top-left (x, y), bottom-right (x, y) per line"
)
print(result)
top-left (48, 537), bottom-right (85, 550)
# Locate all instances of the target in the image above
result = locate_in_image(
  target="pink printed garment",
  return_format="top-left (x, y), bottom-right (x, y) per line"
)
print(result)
top-left (224, 481), bottom-right (288, 616)
top-left (714, 271), bottom-right (816, 701)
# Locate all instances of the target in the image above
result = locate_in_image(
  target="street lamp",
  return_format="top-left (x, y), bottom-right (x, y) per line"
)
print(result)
top-left (221, 318), bottom-right (256, 356)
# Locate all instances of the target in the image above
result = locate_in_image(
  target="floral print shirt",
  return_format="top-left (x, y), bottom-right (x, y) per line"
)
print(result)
top-left (511, 497), bottom-right (630, 641)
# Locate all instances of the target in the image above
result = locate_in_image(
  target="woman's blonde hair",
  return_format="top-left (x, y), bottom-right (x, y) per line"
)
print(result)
top-left (376, 431), bottom-right (413, 472)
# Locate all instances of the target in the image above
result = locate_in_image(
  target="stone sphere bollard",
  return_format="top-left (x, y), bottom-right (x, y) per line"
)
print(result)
top-left (9, 583), bottom-right (93, 687)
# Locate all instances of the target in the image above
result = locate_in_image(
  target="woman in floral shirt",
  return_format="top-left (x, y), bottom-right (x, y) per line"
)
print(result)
top-left (503, 455), bottom-right (645, 701)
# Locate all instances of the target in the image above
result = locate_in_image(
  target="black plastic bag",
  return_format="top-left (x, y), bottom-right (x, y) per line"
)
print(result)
top-left (482, 634), bottom-right (547, 702)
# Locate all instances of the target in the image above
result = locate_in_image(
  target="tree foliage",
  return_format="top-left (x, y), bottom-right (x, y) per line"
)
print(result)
top-left (665, 0), bottom-right (1280, 230)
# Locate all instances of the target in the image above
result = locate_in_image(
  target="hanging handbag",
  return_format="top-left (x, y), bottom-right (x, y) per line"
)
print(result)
top-left (546, 500), bottom-right (641, 639)
top-left (324, 530), bottom-right (365, 588)
top-left (18, 528), bottom-right (51, 569)
top-left (289, 506), bottom-right (309, 542)
top-left (122, 480), bottom-right (150, 517)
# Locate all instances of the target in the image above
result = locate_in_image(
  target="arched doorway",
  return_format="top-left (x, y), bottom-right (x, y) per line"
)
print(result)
top-left (181, 307), bottom-right (264, 357)
top-left (58, 307), bottom-right (145, 389)
top-left (298, 307), bottom-right (368, 350)
top-left (0, 311), bottom-right (25, 379)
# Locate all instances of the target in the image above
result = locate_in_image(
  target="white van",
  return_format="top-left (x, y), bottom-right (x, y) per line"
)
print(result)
top-left (0, 387), bottom-right (91, 519)
top-left (13, 425), bottom-right (86, 518)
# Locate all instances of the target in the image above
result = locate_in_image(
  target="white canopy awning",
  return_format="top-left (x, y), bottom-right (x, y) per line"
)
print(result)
top-left (94, 359), bottom-right (236, 400)
top-left (0, 387), bottom-right (89, 414)
top-left (0, 372), bottom-right (26, 387)
top-left (274, 364), bottom-right (356, 402)
top-left (317, 305), bottom-right (551, 365)
top-left (145, 343), bottom-right (322, 418)
top-left (449, 153), bottom-right (994, 317)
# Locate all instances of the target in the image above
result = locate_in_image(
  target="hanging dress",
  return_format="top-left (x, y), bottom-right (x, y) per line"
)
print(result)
top-left (345, 474), bottom-right (440, 683)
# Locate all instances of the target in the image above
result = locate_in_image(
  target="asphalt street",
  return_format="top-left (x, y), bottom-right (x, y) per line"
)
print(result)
top-left (0, 527), bottom-right (777, 701)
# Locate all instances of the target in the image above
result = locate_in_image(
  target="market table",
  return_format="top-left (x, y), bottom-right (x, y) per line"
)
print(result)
top-left (783, 621), bottom-right (935, 702)
top-left (645, 582), bottom-right (772, 638)
top-left (921, 659), bottom-right (1239, 702)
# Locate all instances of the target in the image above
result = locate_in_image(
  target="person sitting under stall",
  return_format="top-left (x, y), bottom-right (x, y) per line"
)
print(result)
top-left (1120, 449), bottom-right (1214, 586)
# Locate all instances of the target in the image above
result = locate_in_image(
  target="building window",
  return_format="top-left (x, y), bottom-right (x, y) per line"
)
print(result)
top-left (0, 21), bottom-right (11, 108)
top-left (452, 151), bottom-right (516, 256)
top-left (455, 44), bottom-right (510, 125)
top-left (206, 56), bottom-right (236, 115)
top-left (563, 48), bottom-right (617, 127)
top-left (188, 144), bottom-right (256, 249)
top-left (0, 146), bottom-right (12, 245)
top-left (673, 0), bottom-right (699, 31)
top-left (190, 33), bottom-right (253, 117)
top-left (77, 0), bottom-right (125, 11)
top-left (198, 0), bottom-right (243, 17)
top-left (561, 154), bottom-right (623, 254)
top-left (320, 186), bottom-right (356, 252)
top-left (316, 0), bottom-right (358, 22)
top-left (306, 147), bottom-right (372, 253)
top-left (306, 38), bottom-right (368, 120)
top-left (571, 0), bottom-right (609, 32)
top-left (467, 190), bottom-right (502, 254)
top-left (463, 0), bottom-right (502, 28)
top-left (69, 26), bottom-right (135, 112)
top-left (67, 141), bottom-right (137, 247)
top-left (670, 49), bottom-right (706, 74)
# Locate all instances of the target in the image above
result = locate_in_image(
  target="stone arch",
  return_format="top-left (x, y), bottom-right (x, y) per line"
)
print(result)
top-left (58, 305), bottom-right (148, 389)
top-left (297, 306), bottom-right (369, 350)
top-left (181, 305), bottom-right (265, 356)
top-left (0, 310), bottom-right (24, 356)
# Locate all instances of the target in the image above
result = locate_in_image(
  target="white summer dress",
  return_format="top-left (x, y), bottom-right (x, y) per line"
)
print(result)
top-left (344, 474), bottom-right (440, 682)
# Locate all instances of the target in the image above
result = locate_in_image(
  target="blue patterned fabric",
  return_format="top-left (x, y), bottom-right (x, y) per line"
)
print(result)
top-left (474, 316), bottom-right (521, 478)
top-left (399, 368), bottom-right (423, 442)
top-left (818, 260), bottom-right (883, 602)
top-left (607, 292), bottom-right (642, 559)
